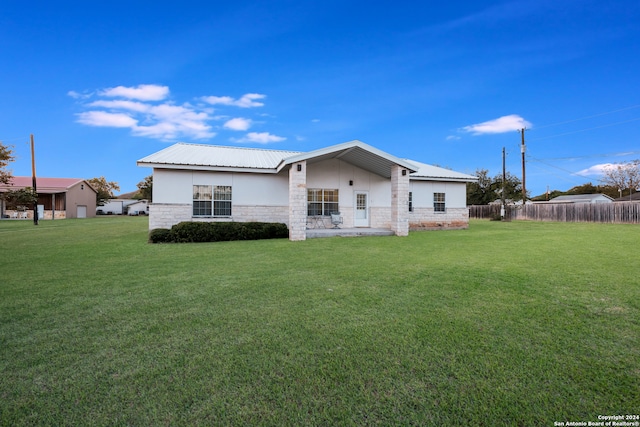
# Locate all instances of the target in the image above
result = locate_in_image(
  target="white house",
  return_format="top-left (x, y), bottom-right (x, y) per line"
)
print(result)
top-left (137, 140), bottom-right (477, 241)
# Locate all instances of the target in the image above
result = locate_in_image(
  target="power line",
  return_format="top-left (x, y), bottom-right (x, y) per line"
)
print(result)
top-left (532, 104), bottom-right (640, 130)
top-left (528, 117), bottom-right (640, 142)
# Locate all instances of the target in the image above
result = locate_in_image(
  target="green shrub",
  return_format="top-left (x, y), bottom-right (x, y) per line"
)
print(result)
top-left (148, 228), bottom-right (172, 243)
top-left (148, 222), bottom-right (289, 243)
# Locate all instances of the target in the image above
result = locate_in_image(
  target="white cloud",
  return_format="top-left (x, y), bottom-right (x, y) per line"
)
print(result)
top-left (67, 90), bottom-right (93, 100)
top-left (446, 135), bottom-right (461, 141)
top-left (73, 85), bottom-right (277, 142)
top-left (234, 132), bottom-right (286, 144)
top-left (100, 84), bottom-right (169, 101)
top-left (224, 117), bottom-right (252, 131)
top-left (201, 93), bottom-right (266, 108)
top-left (88, 100), bottom-right (151, 113)
top-left (76, 111), bottom-right (138, 128)
top-left (462, 114), bottom-right (532, 135)
top-left (575, 163), bottom-right (613, 176)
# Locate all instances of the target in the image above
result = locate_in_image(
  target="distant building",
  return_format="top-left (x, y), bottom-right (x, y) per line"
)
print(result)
top-left (0, 176), bottom-right (97, 219)
top-left (548, 194), bottom-right (613, 204)
top-left (613, 192), bottom-right (640, 202)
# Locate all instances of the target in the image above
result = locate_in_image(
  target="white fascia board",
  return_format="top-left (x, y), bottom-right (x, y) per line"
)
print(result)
top-left (137, 162), bottom-right (278, 174)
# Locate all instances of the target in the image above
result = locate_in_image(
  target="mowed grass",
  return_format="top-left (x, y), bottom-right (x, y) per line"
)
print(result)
top-left (0, 217), bottom-right (638, 426)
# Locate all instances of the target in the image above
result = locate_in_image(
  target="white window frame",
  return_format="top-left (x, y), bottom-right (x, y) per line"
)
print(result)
top-left (434, 192), bottom-right (446, 213)
top-left (307, 188), bottom-right (339, 216)
top-left (193, 185), bottom-right (232, 217)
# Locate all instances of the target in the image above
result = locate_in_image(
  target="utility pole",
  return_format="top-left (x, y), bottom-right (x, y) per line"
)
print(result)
top-left (501, 147), bottom-right (506, 219)
top-left (520, 128), bottom-right (526, 205)
top-left (31, 134), bottom-right (38, 226)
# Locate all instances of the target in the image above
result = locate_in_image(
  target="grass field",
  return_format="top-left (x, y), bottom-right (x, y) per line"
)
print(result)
top-left (0, 217), bottom-right (638, 426)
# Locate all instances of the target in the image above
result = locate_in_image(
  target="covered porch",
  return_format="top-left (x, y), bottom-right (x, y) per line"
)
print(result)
top-left (306, 227), bottom-right (395, 238)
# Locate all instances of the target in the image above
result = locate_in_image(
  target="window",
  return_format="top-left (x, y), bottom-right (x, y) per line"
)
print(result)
top-left (193, 185), bottom-right (212, 216)
top-left (307, 188), bottom-right (339, 216)
top-left (434, 192), bottom-right (445, 212)
top-left (213, 185), bottom-right (232, 216)
top-left (408, 192), bottom-right (413, 212)
top-left (193, 185), bottom-right (232, 217)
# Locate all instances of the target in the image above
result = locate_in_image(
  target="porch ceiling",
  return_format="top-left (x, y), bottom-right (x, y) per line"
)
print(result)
top-left (280, 140), bottom-right (417, 178)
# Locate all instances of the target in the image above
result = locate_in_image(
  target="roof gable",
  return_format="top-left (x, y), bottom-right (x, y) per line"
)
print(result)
top-left (0, 177), bottom-right (94, 194)
top-left (278, 140), bottom-right (417, 178)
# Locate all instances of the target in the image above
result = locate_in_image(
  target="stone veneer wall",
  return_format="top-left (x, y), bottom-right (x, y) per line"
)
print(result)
top-left (288, 161), bottom-right (307, 241)
top-left (149, 203), bottom-right (289, 230)
top-left (390, 165), bottom-right (410, 236)
top-left (149, 203), bottom-right (192, 230)
top-left (408, 207), bottom-right (470, 230)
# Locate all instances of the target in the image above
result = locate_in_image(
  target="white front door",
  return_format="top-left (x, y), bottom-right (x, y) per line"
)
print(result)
top-left (354, 191), bottom-right (369, 227)
top-left (77, 205), bottom-right (87, 218)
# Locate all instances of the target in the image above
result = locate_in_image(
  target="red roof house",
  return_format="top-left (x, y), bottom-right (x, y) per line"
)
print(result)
top-left (0, 177), bottom-right (97, 219)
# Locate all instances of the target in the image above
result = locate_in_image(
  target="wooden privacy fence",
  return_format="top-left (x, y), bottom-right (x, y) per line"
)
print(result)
top-left (469, 203), bottom-right (640, 224)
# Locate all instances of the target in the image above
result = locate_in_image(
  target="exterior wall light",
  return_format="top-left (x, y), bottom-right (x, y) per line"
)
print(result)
top-left (297, 164), bottom-right (302, 172)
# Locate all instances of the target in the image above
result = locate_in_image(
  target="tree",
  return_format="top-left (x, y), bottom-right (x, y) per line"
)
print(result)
top-left (136, 175), bottom-right (153, 201)
top-left (88, 176), bottom-right (120, 206)
top-left (494, 172), bottom-right (524, 203)
top-left (601, 160), bottom-right (640, 199)
top-left (466, 169), bottom-right (524, 205)
top-left (2, 187), bottom-right (37, 210)
top-left (0, 141), bottom-right (15, 184)
top-left (466, 169), bottom-right (494, 205)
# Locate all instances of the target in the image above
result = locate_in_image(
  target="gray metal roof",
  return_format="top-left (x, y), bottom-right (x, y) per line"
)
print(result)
top-left (405, 160), bottom-right (477, 182)
top-left (550, 194), bottom-right (614, 203)
top-left (137, 141), bottom-right (477, 181)
top-left (137, 143), bottom-right (302, 172)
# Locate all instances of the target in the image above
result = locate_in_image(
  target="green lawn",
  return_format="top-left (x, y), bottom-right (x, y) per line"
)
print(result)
top-left (1, 217), bottom-right (638, 426)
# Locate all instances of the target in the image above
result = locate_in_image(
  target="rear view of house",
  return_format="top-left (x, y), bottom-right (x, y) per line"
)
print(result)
top-left (137, 140), bottom-right (477, 241)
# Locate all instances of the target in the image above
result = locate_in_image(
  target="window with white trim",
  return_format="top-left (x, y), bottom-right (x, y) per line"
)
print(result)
top-left (408, 191), bottom-right (413, 212)
top-left (307, 188), bottom-right (339, 216)
top-left (193, 185), bottom-right (212, 216)
top-left (193, 185), bottom-right (232, 217)
top-left (213, 185), bottom-right (232, 216)
top-left (433, 192), bottom-right (445, 212)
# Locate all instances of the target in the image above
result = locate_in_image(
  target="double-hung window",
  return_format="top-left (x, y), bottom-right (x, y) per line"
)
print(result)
top-left (307, 188), bottom-right (339, 216)
top-left (193, 185), bottom-right (212, 216)
top-left (193, 185), bottom-right (232, 217)
top-left (433, 192), bottom-right (446, 212)
top-left (213, 186), bottom-right (232, 216)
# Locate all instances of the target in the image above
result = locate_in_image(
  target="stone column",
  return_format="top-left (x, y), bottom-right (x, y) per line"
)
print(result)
top-left (390, 165), bottom-right (410, 236)
top-left (288, 161), bottom-right (307, 241)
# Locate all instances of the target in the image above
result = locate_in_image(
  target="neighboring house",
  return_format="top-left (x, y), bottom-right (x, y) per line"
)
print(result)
top-left (126, 199), bottom-right (149, 215)
top-left (98, 199), bottom-right (140, 215)
top-left (548, 194), bottom-right (614, 204)
top-left (0, 176), bottom-right (97, 219)
top-left (613, 192), bottom-right (640, 202)
top-left (137, 140), bottom-right (477, 241)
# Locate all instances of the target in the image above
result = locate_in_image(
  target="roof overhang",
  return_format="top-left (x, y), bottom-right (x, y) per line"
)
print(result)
top-left (277, 140), bottom-right (417, 178)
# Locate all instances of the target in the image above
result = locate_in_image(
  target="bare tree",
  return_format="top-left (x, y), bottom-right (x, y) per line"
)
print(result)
top-left (601, 160), bottom-right (640, 199)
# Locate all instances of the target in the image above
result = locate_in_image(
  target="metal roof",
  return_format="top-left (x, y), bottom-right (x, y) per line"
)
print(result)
top-left (550, 194), bottom-right (614, 203)
top-left (137, 143), bottom-right (302, 172)
top-left (0, 177), bottom-right (92, 194)
top-left (137, 141), bottom-right (477, 181)
top-left (404, 160), bottom-right (478, 182)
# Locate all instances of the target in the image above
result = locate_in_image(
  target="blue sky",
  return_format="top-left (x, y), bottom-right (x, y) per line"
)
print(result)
top-left (2, 0), bottom-right (639, 197)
